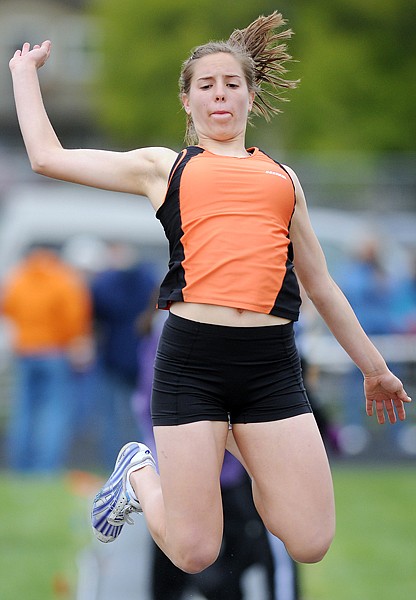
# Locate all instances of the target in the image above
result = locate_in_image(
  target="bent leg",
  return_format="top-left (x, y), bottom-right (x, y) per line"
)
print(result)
top-left (233, 414), bottom-right (335, 564)
top-left (130, 420), bottom-right (229, 573)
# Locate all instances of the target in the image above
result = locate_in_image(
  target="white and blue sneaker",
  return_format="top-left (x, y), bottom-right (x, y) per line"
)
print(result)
top-left (91, 441), bottom-right (156, 543)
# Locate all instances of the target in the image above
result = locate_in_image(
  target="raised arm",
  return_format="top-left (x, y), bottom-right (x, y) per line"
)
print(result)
top-left (9, 41), bottom-right (177, 209)
top-left (286, 165), bottom-right (411, 424)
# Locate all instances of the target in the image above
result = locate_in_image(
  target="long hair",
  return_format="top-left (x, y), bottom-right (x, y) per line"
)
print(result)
top-left (179, 12), bottom-right (298, 145)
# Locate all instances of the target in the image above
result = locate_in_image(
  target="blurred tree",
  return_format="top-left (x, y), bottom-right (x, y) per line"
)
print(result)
top-left (89, 0), bottom-right (415, 154)
top-left (89, 0), bottom-right (277, 148)
top-left (281, 0), bottom-right (416, 153)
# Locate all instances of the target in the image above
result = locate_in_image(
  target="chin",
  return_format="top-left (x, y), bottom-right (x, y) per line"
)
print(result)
top-left (211, 129), bottom-right (237, 141)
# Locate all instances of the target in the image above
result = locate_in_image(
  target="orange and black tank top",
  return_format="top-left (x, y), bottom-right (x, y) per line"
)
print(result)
top-left (156, 146), bottom-right (301, 321)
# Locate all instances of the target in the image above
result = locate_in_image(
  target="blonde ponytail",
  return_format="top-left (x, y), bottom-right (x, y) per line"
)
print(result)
top-left (228, 11), bottom-right (298, 121)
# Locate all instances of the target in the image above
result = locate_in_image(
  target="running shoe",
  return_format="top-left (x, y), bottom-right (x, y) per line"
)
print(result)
top-left (91, 441), bottom-right (156, 543)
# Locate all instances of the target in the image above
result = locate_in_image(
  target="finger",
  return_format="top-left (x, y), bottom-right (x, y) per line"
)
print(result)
top-left (398, 389), bottom-right (412, 403)
top-left (394, 399), bottom-right (407, 422)
top-left (41, 40), bottom-right (52, 61)
top-left (375, 401), bottom-right (386, 425)
top-left (21, 42), bottom-right (31, 55)
top-left (366, 398), bottom-right (373, 417)
top-left (384, 399), bottom-right (397, 425)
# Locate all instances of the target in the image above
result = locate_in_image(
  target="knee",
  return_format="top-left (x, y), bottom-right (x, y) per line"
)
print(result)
top-left (287, 529), bottom-right (334, 564)
top-left (173, 541), bottom-right (221, 574)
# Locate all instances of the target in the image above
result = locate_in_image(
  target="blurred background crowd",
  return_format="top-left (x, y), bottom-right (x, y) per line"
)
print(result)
top-left (0, 1), bottom-right (415, 599)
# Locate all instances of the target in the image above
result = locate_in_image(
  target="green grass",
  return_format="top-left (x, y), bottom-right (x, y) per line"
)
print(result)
top-left (0, 466), bottom-right (415, 599)
top-left (301, 465), bottom-right (416, 600)
top-left (0, 472), bottom-right (91, 600)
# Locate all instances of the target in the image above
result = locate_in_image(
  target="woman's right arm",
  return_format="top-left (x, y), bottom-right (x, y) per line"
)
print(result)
top-left (9, 41), bottom-right (177, 208)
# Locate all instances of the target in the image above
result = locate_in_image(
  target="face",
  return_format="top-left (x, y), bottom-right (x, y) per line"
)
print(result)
top-left (182, 52), bottom-right (255, 143)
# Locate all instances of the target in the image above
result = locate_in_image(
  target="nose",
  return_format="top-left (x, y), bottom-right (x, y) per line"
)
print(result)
top-left (214, 84), bottom-right (226, 101)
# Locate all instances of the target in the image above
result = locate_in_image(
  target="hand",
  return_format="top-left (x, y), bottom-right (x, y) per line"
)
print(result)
top-left (9, 40), bottom-right (51, 72)
top-left (364, 370), bottom-right (412, 424)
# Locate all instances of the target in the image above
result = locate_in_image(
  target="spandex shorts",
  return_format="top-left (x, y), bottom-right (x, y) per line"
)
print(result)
top-left (151, 312), bottom-right (312, 426)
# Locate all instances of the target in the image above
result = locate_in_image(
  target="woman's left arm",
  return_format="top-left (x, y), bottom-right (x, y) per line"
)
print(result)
top-left (285, 165), bottom-right (412, 424)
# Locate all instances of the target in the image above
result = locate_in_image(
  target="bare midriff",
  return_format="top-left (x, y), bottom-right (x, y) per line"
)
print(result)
top-left (170, 302), bottom-right (291, 327)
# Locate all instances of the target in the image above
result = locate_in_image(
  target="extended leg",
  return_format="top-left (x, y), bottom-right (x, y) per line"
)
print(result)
top-left (233, 414), bottom-right (335, 564)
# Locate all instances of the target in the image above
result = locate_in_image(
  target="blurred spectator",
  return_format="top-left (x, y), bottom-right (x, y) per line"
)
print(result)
top-left (61, 234), bottom-right (108, 466)
top-left (1, 245), bottom-right (93, 472)
top-left (391, 249), bottom-right (416, 334)
top-left (389, 249), bottom-right (416, 455)
top-left (91, 242), bottom-right (158, 467)
top-left (337, 238), bottom-right (395, 335)
top-left (336, 237), bottom-right (395, 453)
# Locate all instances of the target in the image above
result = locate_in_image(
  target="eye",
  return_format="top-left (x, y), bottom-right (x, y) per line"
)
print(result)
top-left (200, 84), bottom-right (212, 90)
top-left (227, 83), bottom-right (239, 88)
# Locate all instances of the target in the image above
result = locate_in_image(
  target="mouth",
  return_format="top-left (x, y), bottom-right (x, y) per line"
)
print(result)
top-left (211, 110), bottom-right (231, 117)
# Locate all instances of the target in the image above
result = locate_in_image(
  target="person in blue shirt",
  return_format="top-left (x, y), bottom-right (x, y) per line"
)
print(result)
top-left (92, 242), bottom-right (158, 466)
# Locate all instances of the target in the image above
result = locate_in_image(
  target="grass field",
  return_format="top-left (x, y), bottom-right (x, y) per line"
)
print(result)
top-left (0, 465), bottom-right (415, 599)
top-left (0, 470), bottom-right (96, 600)
top-left (300, 464), bottom-right (416, 600)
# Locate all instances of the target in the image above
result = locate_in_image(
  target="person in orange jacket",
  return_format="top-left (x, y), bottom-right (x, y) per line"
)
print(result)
top-left (1, 245), bottom-right (93, 472)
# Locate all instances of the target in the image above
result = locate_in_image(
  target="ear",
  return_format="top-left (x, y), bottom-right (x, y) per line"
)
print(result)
top-left (182, 93), bottom-right (191, 115)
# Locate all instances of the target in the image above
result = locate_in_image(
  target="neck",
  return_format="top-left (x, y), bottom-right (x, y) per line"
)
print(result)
top-left (196, 136), bottom-right (250, 158)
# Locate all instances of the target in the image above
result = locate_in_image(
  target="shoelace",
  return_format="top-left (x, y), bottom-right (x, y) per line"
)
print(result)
top-left (123, 505), bottom-right (138, 525)
top-left (111, 495), bottom-right (139, 525)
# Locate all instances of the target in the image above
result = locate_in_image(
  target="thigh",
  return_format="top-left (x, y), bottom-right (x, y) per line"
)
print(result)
top-left (233, 414), bottom-right (335, 554)
top-left (154, 420), bottom-right (229, 547)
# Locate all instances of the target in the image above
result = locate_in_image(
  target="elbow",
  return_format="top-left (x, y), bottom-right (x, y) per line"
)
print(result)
top-left (305, 286), bottom-right (323, 306)
top-left (29, 146), bottom-right (62, 176)
top-left (301, 281), bottom-right (322, 305)
top-left (30, 162), bottom-right (43, 175)
top-left (304, 279), bottom-right (341, 315)
top-left (301, 275), bottom-right (336, 308)
top-left (30, 155), bottom-right (50, 175)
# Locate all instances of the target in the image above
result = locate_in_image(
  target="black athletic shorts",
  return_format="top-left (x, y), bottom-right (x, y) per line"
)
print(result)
top-left (151, 312), bottom-right (312, 426)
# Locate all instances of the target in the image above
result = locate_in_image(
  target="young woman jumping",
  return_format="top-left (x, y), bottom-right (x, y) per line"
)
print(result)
top-left (9, 11), bottom-right (411, 575)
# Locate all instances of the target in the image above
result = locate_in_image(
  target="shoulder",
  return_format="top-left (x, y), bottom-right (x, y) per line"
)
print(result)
top-left (281, 164), bottom-right (300, 187)
top-left (281, 164), bottom-right (307, 207)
